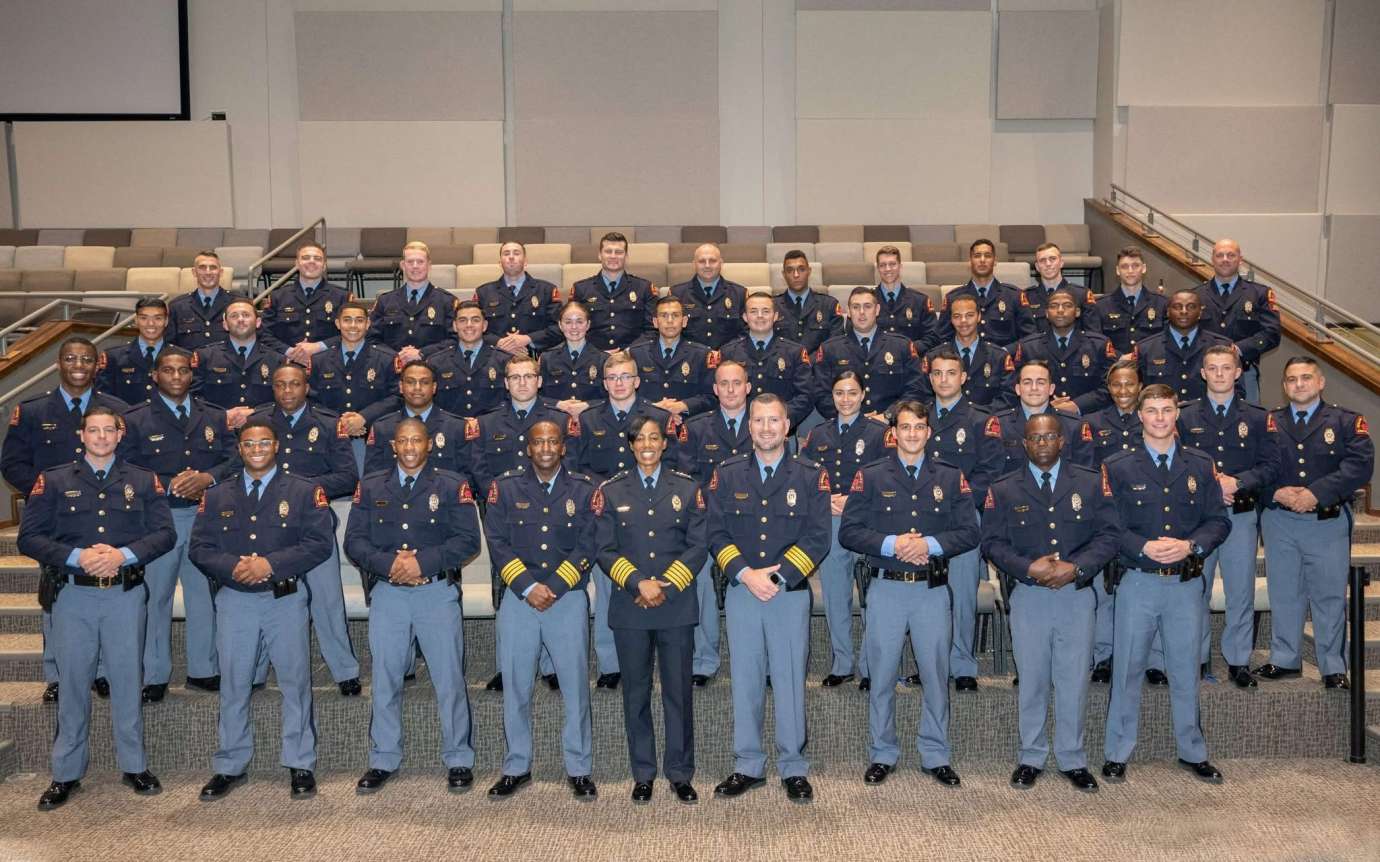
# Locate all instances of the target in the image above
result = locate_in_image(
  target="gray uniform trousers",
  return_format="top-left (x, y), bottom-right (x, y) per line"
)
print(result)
top-left (817, 515), bottom-right (867, 678)
top-left (864, 578), bottom-right (952, 769)
top-left (497, 589), bottom-right (591, 777)
top-left (725, 584), bottom-right (811, 778)
top-left (1009, 581), bottom-right (1095, 770)
top-left (1091, 577), bottom-right (1115, 666)
top-left (1262, 507), bottom-right (1352, 676)
top-left (691, 558), bottom-right (721, 677)
top-left (947, 546), bottom-right (983, 678)
top-left (591, 568), bottom-right (620, 674)
top-left (143, 505), bottom-right (218, 682)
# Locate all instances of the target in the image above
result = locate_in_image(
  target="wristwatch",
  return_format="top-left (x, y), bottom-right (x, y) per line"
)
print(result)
top-left (1191, 543), bottom-right (1205, 557)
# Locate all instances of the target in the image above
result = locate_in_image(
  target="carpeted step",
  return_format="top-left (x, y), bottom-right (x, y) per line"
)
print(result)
top-left (0, 739), bottom-right (15, 780)
top-left (1302, 619), bottom-right (1380, 670)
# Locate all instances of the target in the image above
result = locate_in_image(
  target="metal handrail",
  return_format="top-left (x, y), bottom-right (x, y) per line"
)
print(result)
top-left (0, 293), bottom-right (165, 356)
top-left (1106, 185), bottom-right (1380, 365)
top-left (246, 217), bottom-right (328, 303)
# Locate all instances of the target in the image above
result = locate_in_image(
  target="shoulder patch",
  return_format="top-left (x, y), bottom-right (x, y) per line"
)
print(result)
top-left (984, 415), bottom-right (1002, 438)
top-left (30, 473), bottom-right (44, 495)
top-left (1265, 413), bottom-right (1278, 433)
top-left (1012, 343), bottom-right (1023, 363)
top-left (883, 427), bottom-right (897, 449)
top-left (591, 488), bottom-right (604, 517)
top-left (1266, 288), bottom-right (1277, 311)
top-left (8, 405), bottom-right (18, 426)
top-left (958, 472), bottom-right (971, 495)
top-left (1105, 339), bottom-right (1117, 359)
top-left (1019, 291), bottom-right (1031, 307)
top-left (813, 346), bottom-right (824, 363)
top-left (487, 481), bottom-right (499, 505)
top-left (352, 482), bottom-right (362, 505)
top-left (709, 468), bottom-right (719, 491)
top-left (459, 482), bottom-right (474, 504)
top-left (336, 416), bottom-right (351, 439)
top-left (850, 470), bottom-right (864, 493)
top-left (197, 494), bottom-right (206, 513)
top-left (817, 468), bottom-right (832, 493)
top-left (695, 488), bottom-right (705, 510)
top-left (566, 414), bottom-right (581, 438)
top-left (1081, 422), bottom-right (1093, 443)
top-left (550, 287), bottom-right (561, 302)
top-left (1357, 415), bottom-right (1370, 436)
top-left (984, 488), bottom-right (995, 510)
top-left (1003, 352), bottom-right (1015, 372)
top-left (152, 475), bottom-right (165, 495)
top-left (366, 425), bottom-right (376, 445)
top-left (190, 350), bottom-right (200, 368)
top-left (464, 416), bottom-right (480, 441)
top-left (908, 341), bottom-right (918, 359)
top-left (800, 348), bottom-right (811, 365)
top-left (1101, 464), bottom-right (1112, 497)
top-left (314, 486), bottom-right (329, 508)
top-left (393, 353), bottom-right (404, 374)
top-left (97, 351), bottom-right (108, 371)
top-left (706, 350), bottom-right (720, 369)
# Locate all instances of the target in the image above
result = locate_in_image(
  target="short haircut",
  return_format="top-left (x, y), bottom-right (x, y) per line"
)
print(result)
top-left (402, 240), bottom-right (430, 258)
top-left (295, 241), bottom-right (325, 257)
top-left (714, 358), bottom-right (746, 379)
top-left (558, 299), bottom-right (589, 320)
top-left (395, 416), bottom-right (428, 439)
top-left (504, 354), bottom-right (539, 375)
top-left (224, 297), bottom-right (256, 315)
top-left (1024, 413), bottom-right (1062, 437)
top-left (1047, 288), bottom-right (1078, 305)
top-left (194, 250), bottom-right (220, 262)
top-left (59, 335), bottom-right (97, 357)
top-left (598, 231), bottom-right (628, 250)
top-left (782, 249), bottom-right (809, 266)
top-left (456, 299), bottom-right (483, 314)
top-left (1282, 355), bottom-right (1320, 374)
top-left (891, 400), bottom-right (929, 425)
top-left (1137, 384), bottom-right (1177, 408)
top-left (847, 285), bottom-right (876, 302)
top-left (528, 418), bottom-right (564, 443)
top-left (1203, 344), bottom-right (1239, 366)
top-left (1170, 286), bottom-right (1200, 301)
top-left (1018, 358), bottom-right (1052, 378)
top-left (873, 245), bottom-right (902, 263)
top-left (742, 291), bottom-right (774, 308)
top-left (1105, 357), bottom-right (1140, 384)
top-left (1034, 242), bottom-right (1061, 255)
top-left (604, 350), bottom-right (636, 372)
top-left (1116, 245), bottom-right (1144, 264)
top-left (499, 240), bottom-right (526, 254)
top-left (625, 414), bottom-right (665, 445)
top-left (654, 294), bottom-right (683, 312)
top-left (750, 392), bottom-right (786, 414)
top-left (238, 417), bottom-right (277, 440)
top-left (928, 347), bottom-right (962, 368)
top-left (947, 293), bottom-right (978, 312)
top-left (154, 346), bottom-right (193, 370)
top-left (969, 238), bottom-right (995, 256)
top-left (273, 362), bottom-right (308, 381)
top-left (400, 360), bottom-right (436, 381)
top-left (134, 297), bottom-right (169, 314)
top-left (82, 404), bottom-right (123, 428)
top-left (336, 300), bottom-right (369, 318)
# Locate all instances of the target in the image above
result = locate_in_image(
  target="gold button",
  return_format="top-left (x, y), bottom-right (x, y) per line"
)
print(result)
top-left (250, 515), bottom-right (257, 522)
top-left (248, 532), bottom-right (255, 540)
top-left (402, 524), bottom-right (409, 530)
top-left (98, 526), bottom-right (105, 533)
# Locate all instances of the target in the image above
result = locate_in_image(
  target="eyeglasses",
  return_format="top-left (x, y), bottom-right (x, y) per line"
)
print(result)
top-left (1024, 433), bottom-right (1063, 444)
top-left (239, 439), bottom-right (276, 450)
top-left (604, 374), bottom-right (636, 383)
top-left (506, 373), bottom-right (539, 382)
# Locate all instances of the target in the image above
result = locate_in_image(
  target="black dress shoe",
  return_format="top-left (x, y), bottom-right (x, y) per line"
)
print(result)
top-left (486, 673), bottom-right (504, 692)
top-left (92, 677), bottom-right (110, 699)
top-left (141, 683), bottom-right (167, 703)
top-left (1012, 675), bottom-right (1019, 687)
top-left (714, 773), bottom-right (766, 798)
top-left (672, 782), bottom-right (698, 804)
top-left (1178, 759), bottom-right (1223, 784)
top-left (338, 678), bottom-right (362, 697)
top-left (1009, 764), bottom-right (1041, 789)
top-left (544, 674), bottom-right (561, 691)
top-left (250, 682), bottom-right (266, 692)
top-left (922, 765), bottom-right (961, 788)
top-left (821, 673), bottom-right (854, 687)
top-left (765, 675), bottom-right (772, 688)
top-left (199, 773), bottom-right (247, 801)
top-left (1323, 673), bottom-right (1350, 689)
top-left (447, 767), bottom-right (474, 793)
top-left (1060, 768), bottom-right (1099, 793)
top-left (356, 768), bottom-right (394, 794)
top-left (290, 769), bottom-right (316, 799)
top-left (1252, 663), bottom-right (1301, 680)
top-left (1100, 761), bottom-right (1126, 783)
top-left (404, 672), bottom-right (417, 683)
top-left (122, 770), bottom-right (162, 796)
top-left (1227, 665), bottom-right (1258, 689)
top-left (691, 674), bottom-right (709, 688)
top-left (186, 675), bottom-right (221, 693)
top-left (487, 773), bottom-right (530, 799)
top-left (858, 677), bottom-right (871, 692)
top-left (596, 672), bottom-right (621, 689)
top-left (1090, 659), bottom-right (1112, 684)
top-left (631, 781), bottom-right (653, 804)
top-left (954, 676), bottom-right (978, 692)
top-left (43, 682), bottom-right (59, 703)
top-left (902, 673), bottom-right (922, 688)
top-left (568, 775), bottom-right (597, 799)
top-left (1145, 668), bottom-right (1169, 686)
top-left (782, 776), bottom-right (813, 803)
top-left (37, 780), bottom-right (80, 811)
top-left (863, 763), bottom-right (893, 785)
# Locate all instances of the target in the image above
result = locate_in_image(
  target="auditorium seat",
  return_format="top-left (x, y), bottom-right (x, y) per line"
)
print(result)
top-left (528, 263), bottom-right (564, 289)
top-left (666, 263), bottom-right (693, 285)
top-left (214, 246), bottom-right (265, 288)
top-left (0, 247), bottom-right (13, 268)
top-left (954, 224), bottom-right (999, 247)
top-left (680, 225), bottom-right (728, 244)
top-left (900, 261), bottom-right (928, 287)
top-left (633, 225), bottom-right (681, 244)
top-left (497, 226), bottom-right (545, 245)
top-left (407, 227), bottom-right (453, 248)
top-left (767, 242), bottom-right (813, 263)
top-left (428, 264), bottom-right (458, 294)
top-left (719, 243), bottom-right (766, 263)
top-left (175, 227), bottom-right (223, 249)
top-left (925, 262), bottom-right (971, 286)
top-left (0, 270), bottom-right (24, 324)
top-left (83, 228), bottom-right (131, 247)
top-left (457, 264), bottom-right (502, 293)
top-left (73, 268), bottom-right (128, 293)
top-left (37, 229), bottom-right (84, 246)
top-left (629, 263), bottom-right (666, 286)
top-left (178, 265), bottom-right (234, 295)
top-left (21, 270), bottom-right (76, 316)
top-left (996, 261), bottom-right (1032, 287)
top-left (348, 227), bottom-right (407, 293)
top-left (570, 243), bottom-right (598, 264)
top-left (826, 285), bottom-right (858, 306)
top-left (114, 247), bottom-right (164, 268)
top-left (125, 267), bottom-right (182, 295)
top-left (475, 242), bottom-right (570, 266)
top-left (821, 263), bottom-right (874, 286)
top-left (627, 242), bottom-right (669, 266)
top-left (864, 241), bottom-right (912, 262)
top-left (589, 227), bottom-right (635, 244)
top-left (726, 226), bottom-right (772, 245)
top-left (324, 227), bottom-right (361, 270)
top-left (451, 227), bottom-right (499, 246)
top-left (561, 263), bottom-right (601, 293)
top-left (1044, 224), bottom-right (1103, 287)
top-left (14, 246), bottom-right (64, 269)
top-left (160, 247), bottom-right (199, 267)
top-left (864, 225), bottom-right (911, 243)
top-left (539, 227), bottom-right (586, 245)
top-left (1000, 224), bottom-right (1046, 264)
top-left (130, 228), bottom-right (177, 248)
top-left (223, 228), bottom-right (269, 249)
top-left (260, 228), bottom-right (321, 279)
top-left (914, 284), bottom-right (943, 307)
top-left (62, 246), bottom-right (116, 270)
top-left (814, 242), bottom-right (865, 264)
top-left (719, 263), bottom-right (770, 288)
top-left (428, 245), bottom-right (474, 267)
top-left (818, 224), bottom-right (864, 243)
top-left (910, 243), bottom-right (961, 263)
top-left (769, 262), bottom-right (824, 293)
top-left (0, 229), bottom-right (39, 246)
top-left (772, 225), bottom-right (819, 244)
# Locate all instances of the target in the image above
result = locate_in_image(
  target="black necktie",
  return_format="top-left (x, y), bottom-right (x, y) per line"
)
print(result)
top-left (840, 421), bottom-right (851, 436)
top-left (512, 283), bottom-right (522, 299)
top-left (1040, 471), bottom-right (1052, 496)
top-left (937, 407), bottom-right (947, 421)
top-left (462, 349), bottom-right (474, 368)
top-left (410, 289), bottom-right (420, 306)
top-left (70, 397), bottom-right (82, 418)
top-left (515, 408), bottom-right (527, 422)
top-left (859, 336), bottom-right (870, 354)
top-left (755, 340), bottom-right (766, 353)
top-left (1295, 410), bottom-right (1307, 428)
top-left (961, 346), bottom-right (972, 366)
top-left (177, 404), bottom-right (189, 425)
top-left (1216, 403), bottom-right (1227, 419)
top-left (607, 280), bottom-right (618, 297)
top-left (615, 410), bottom-right (626, 423)
top-left (250, 478), bottom-right (262, 501)
top-left (1057, 336), bottom-right (1068, 352)
top-left (542, 480), bottom-right (553, 495)
top-left (1179, 335), bottom-right (1190, 351)
top-left (727, 417), bottom-right (737, 436)
top-left (284, 411), bottom-right (296, 428)
top-left (94, 468), bottom-right (106, 483)
top-left (977, 287), bottom-right (987, 302)
top-left (644, 475), bottom-right (655, 491)
top-left (202, 295), bottom-right (212, 312)
top-left (403, 474), bottom-right (415, 494)
top-left (1156, 453), bottom-right (1169, 476)
top-left (570, 351), bottom-right (579, 363)
top-left (1219, 283), bottom-right (1230, 297)
top-left (145, 345), bottom-right (156, 365)
top-left (794, 295), bottom-right (804, 311)
top-left (237, 345), bottom-right (248, 363)
top-left (703, 284), bottom-right (714, 301)
top-left (663, 346), bottom-right (673, 360)
top-left (304, 287), bottom-right (314, 299)
top-left (763, 465), bottom-right (773, 481)
top-left (907, 464), bottom-right (918, 481)
top-left (344, 349), bottom-right (356, 368)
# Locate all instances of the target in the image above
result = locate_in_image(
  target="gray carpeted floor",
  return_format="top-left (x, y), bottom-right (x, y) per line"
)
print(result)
top-left (1, 759), bottom-right (1376, 861)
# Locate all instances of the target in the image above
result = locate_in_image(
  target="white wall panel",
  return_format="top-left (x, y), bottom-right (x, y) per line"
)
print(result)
top-left (1173, 213), bottom-right (1323, 294)
top-left (990, 123), bottom-right (1093, 224)
top-left (1326, 105), bottom-right (1380, 215)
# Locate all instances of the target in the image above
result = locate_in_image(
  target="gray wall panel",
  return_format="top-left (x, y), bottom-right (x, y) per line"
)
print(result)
top-left (1330, 0), bottom-right (1380, 104)
top-left (996, 11), bottom-right (1097, 119)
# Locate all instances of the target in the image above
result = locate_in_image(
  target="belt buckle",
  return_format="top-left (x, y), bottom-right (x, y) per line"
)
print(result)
top-left (96, 574), bottom-right (117, 589)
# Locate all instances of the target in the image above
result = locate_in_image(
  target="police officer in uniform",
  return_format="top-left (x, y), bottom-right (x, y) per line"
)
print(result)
top-left (1017, 242), bottom-right (1095, 337)
top-left (935, 239), bottom-right (1024, 348)
top-left (538, 301), bottom-right (608, 411)
top-left (167, 251), bottom-right (248, 351)
top-left (3, 336), bottom-right (130, 702)
top-left (1014, 289), bottom-right (1117, 415)
top-left (192, 419), bottom-right (333, 802)
top-left (347, 418), bottom-right (482, 795)
top-left (117, 348), bottom-right (236, 700)
top-left (840, 401), bottom-right (978, 788)
top-left (1195, 239), bottom-right (1280, 402)
top-left (1167, 345), bottom-right (1274, 688)
top-left (873, 245), bottom-right (940, 352)
top-left (423, 300), bottom-right (513, 419)
top-left (363, 361), bottom-right (472, 481)
top-left (1134, 288), bottom-right (1237, 405)
top-left (367, 241), bottom-right (457, 353)
top-left (570, 351), bottom-right (684, 689)
top-left (667, 243), bottom-right (747, 349)
top-left (249, 364), bottom-right (361, 694)
top-left (814, 287), bottom-right (925, 420)
top-left (675, 359), bottom-right (754, 685)
top-left (478, 240), bottom-right (563, 357)
top-left (773, 250), bottom-right (842, 353)
top-left (1100, 384), bottom-right (1230, 785)
top-left (484, 421), bottom-right (598, 799)
top-left (306, 301), bottom-right (402, 471)
top-left (921, 293), bottom-right (1015, 410)
top-left (259, 242), bottom-right (349, 357)
top-left (597, 416), bottom-right (707, 804)
top-left (1256, 357), bottom-right (1374, 688)
top-left (22, 406), bottom-right (176, 810)
top-left (718, 292), bottom-right (814, 430)
top-left (191, 298), bottom-right (286, 427)
top-left (708, 394), bottom-right (831, 804)
top-left (571, 232), bottom-right (654, 351)
top-left (987, 360), bottom-right (1095, 478)
top-left (97, 297), bottom-right (169, 405)
top-left (801, 371), bottom-right (891, 689)
top-left (981, 414), bottom-right (1119, 793)
top-left (629, 295), bottom-right (718, 417)
top-left (1085, 246), bottom-right (1166, 357)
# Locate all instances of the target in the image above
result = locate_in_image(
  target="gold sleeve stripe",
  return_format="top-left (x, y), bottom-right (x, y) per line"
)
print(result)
top-left (715, 544), bottom-right (742, 571)
top-left (556, 561), bottom-right (581, 588)
top-left (500, 559), bottom-right (527, 585)
top-left (609, 557), bottom-right (637, 587)
top-left (664, 560), bottom-right (694, 591)
top-left (783, 545), bottom-right (815, 576)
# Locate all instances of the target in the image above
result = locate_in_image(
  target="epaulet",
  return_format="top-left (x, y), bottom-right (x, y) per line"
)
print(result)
top-left (309, 404), bottom-right (340, 419)
top-left (1103, 449), bottom-right (1134, 465)
top-left (360, 467), bottom-right (393, 481)
top-left (1066, 463), bottom-right (1100, 478)
top-left (497, 465), bottom-right (527, 481)
top-left (967, 402), bottom-right (993, 416)
top-left (606, 469), bottom-right (631, 485)
top-left (684, 411), bottom-right (713, 427)
top-left (669, 469), bottom-right (695, 482)
top-left (719, 452), bottom-right (752, 468)
top-left (565, 471), bottom-right (594, 485)
top-left (1180, 445), bottom-right (1216, 463)
top-left (792, 454), bottom-right (822, 471)
top-left (864, 414), bottom-right (890, 428)
top-left (249, 403), bottom-right (274, 417)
